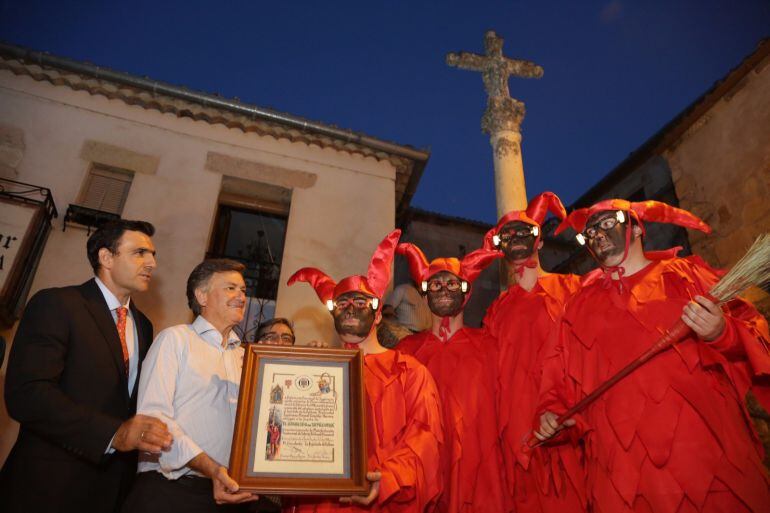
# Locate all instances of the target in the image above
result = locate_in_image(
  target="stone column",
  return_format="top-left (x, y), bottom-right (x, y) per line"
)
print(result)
top-left (484, 97), bottom-right (529, 216)
top-left (491, 131), bottom-right (527, 215)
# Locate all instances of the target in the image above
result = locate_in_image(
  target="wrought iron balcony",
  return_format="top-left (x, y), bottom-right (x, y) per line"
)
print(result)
top-left (63, 204), bottom-right (120, 235)
top-left (0, 177), bottom-right (58, 220)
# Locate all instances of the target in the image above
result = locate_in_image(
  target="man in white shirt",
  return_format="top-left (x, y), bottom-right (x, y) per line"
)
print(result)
top-left (122, 259), bottom-right (258, 512)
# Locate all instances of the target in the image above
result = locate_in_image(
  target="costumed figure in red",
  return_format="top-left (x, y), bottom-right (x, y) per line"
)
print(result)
top-left (481, 191), bottom-right (586, 513)
top-left (535, 199), bottom-right (770, 512)
top-left (395, 242), bottom-right (510, 513)
top-left (286, 229), bottom-right (444, 513)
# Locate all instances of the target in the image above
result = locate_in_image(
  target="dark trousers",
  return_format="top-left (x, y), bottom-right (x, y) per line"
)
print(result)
top-left (0, 437), bottom-right (135, 513)
top-left (122, 471), bottom-right (248, 513)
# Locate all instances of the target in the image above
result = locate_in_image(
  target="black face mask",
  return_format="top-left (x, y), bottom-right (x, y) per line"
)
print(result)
top-left (426, 287), bottom-right (464, 318)
top-left (499, 221), bottom-right (537, 261)
top-left (332, 298), bottom-right (376, 338)
top-left (586, 215), bottom-right (629, 266)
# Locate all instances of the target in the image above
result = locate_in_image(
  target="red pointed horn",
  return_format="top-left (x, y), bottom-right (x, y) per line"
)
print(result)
top-left (460, 248), bottom-right (503, 283)
top-left (366, 229), bottom-right (401, 298)
top-left (287, 267), bottom-right (337, 304)
top-left (482, 225), bottom-right (499, 250)
top-left (526, 191), bottom-right (567, 225)
top-left (396, 243), bottom-right (431, 284)
top-left (631, 201), bottom-right (711, 234)
top-left (555, 207), bottom-right (591, 235)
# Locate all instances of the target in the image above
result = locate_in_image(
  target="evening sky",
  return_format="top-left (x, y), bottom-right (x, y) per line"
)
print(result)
top-left (1, 0), bottom-right (768, 223)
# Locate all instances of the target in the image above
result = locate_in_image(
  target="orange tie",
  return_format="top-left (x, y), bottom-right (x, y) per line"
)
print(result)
top-left (116, 306), bottom-right (129, 377)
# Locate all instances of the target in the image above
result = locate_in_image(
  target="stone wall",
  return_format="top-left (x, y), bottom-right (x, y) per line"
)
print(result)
top-left (666, 51), bottom-right (770, 316)
top-left (0, 124), bottom-right (24, 178)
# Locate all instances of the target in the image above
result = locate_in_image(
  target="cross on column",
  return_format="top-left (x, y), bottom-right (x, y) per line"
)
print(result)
top-left (447, 30), bottom-right (543, 215)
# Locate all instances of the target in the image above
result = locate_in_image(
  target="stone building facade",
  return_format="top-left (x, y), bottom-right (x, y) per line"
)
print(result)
top-left (0, 42), bottom-right (428, 465)
top-left (666, 39), bottom-right (770, 314)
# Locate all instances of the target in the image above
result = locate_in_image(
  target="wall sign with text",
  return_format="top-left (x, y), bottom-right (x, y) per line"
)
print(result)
top-left (0, 192), bottom-right (56, 328)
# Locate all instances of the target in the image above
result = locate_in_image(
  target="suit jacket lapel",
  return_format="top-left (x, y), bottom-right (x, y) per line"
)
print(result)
top-left (79, 279), bottom-right (130, 403)
top-left (130, 302), bottom-right (150, 400)
top-left (130, 302), bottom-right (150, 360)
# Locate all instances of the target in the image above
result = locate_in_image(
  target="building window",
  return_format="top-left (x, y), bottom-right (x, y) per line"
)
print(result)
top-left (208, 204), bottom-right (288, 341)
top-left (78, 164), bottom-right (134, 215)
top-left (64, 164), bottom-right (134, 233)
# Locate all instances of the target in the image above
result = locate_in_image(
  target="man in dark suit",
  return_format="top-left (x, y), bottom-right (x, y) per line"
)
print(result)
top-left (0, 219), bottom-right (173, 513)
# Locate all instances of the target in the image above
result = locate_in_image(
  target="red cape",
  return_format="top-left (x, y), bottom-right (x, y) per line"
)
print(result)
top-left (398, 327), bottom-right (511, 513)
top-left (484, 273), bottom-right (587, 513)
top-left (288, 350), bottom-right (443, 513)
top-left (539, 256), bottom-right (770, 513)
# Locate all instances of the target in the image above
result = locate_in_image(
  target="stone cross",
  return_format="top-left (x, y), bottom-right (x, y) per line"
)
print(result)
top-left (447, 30), bottom-right (543, 215)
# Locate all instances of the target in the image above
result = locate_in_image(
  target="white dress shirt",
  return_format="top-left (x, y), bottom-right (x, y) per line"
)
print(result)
top-left (136, 315), bottom-right (243, 479)
top-left (95, 277), bottom-right (138, 394)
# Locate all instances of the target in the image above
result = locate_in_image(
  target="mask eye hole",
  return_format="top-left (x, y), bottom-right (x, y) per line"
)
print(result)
top-left (498, 226), bottom-right (537, 242)
top-left (582, 212), bottom-right (625, 241)
top-left (426, 279), bottom-right (462, 292)
top-left (332, 296), bottom-right (376, 311)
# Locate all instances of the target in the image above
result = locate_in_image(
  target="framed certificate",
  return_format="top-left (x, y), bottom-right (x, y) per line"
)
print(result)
top-left (229, 345), bottom-right (368, 495)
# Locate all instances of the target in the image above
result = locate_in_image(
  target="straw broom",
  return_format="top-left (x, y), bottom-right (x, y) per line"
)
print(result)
top-left (526, 233), bottom-right (770, 448)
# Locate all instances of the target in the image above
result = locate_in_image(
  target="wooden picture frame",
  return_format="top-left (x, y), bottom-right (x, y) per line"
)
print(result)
top-left (229, 345), bottom-right (368, 495)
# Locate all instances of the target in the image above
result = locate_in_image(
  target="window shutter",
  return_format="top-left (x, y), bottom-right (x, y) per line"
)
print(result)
top-left (80, 165), bottom-right (133, 214)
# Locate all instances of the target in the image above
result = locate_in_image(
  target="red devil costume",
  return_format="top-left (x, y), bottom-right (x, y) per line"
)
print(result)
top-left (481, 192), bottom-right (586, 513)
top-left (538, 199), bottom-right (770, 512)
top-left (286, 230), bottom-right (444, 513)
top-left (395, 244), bottom-right (510, 513)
